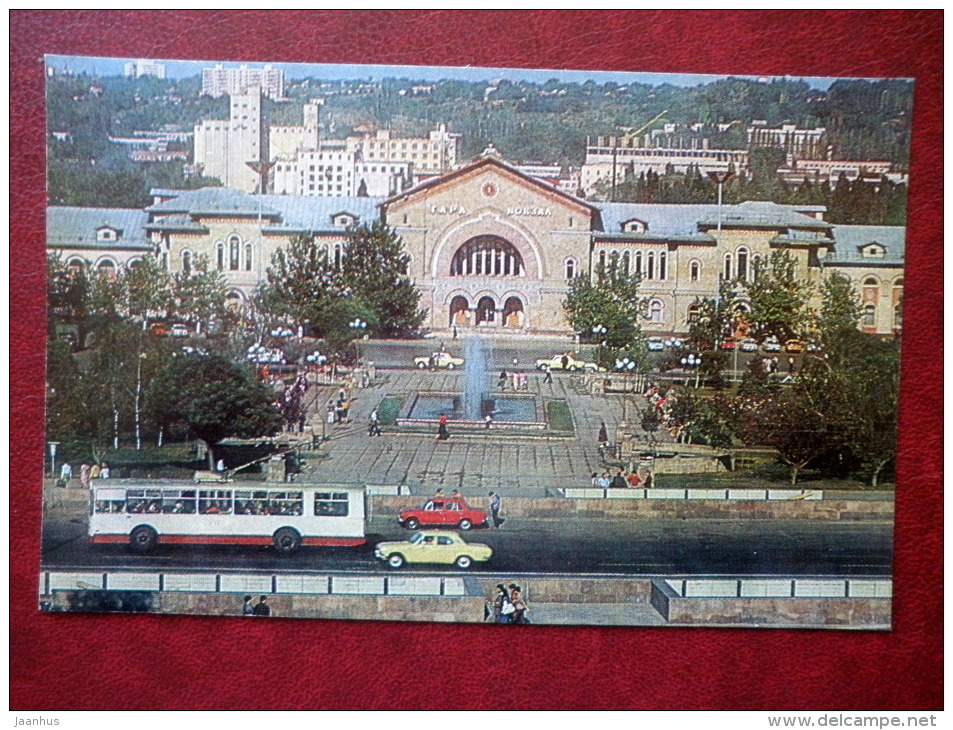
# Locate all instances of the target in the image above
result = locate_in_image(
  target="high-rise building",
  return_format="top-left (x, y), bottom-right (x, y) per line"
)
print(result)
top-left (123, 59), bottom-right (166, 79)
top-left (201, 64), bottom-right (285, 100)
top-left (193, 89), bottom-right (269, 193)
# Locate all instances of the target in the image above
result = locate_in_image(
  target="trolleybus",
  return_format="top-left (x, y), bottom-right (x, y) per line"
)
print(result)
top-left (88, 481), bottom-right (366, 554)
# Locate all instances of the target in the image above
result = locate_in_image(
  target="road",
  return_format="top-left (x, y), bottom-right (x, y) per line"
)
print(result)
top-left (42, 514), bottom-right (892, 577)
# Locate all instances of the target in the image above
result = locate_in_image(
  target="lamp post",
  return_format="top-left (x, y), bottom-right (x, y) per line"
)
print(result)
top-left (48, 441), bottom-right (60, 479)
top-left (592, 324), bottom-right (607, 369)
top-left (681, 353), bottom-right (702, 389)
top-left (349, 318), bottom-right (367, 363)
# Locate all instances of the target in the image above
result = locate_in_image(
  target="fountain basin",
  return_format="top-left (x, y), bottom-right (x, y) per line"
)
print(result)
top-left (396, 391), bottom-right (546, 429)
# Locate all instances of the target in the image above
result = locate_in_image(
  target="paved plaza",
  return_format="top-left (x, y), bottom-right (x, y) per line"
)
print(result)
top-left (299, 367), bottom-right (655, 495)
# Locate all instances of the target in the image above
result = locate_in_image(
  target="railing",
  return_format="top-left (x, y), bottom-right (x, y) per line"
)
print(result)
top-left (559, 488), bottom-right (823, 501)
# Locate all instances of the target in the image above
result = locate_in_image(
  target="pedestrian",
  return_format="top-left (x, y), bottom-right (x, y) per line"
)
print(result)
top-left (598, 421), bottom-right (609, 453)
top-left (79, 462), bottom-right (90, 489)
top-left (591, 472), bottom-right (599, 488)
top-left (643, 470), bottom-right (653, 489)
top-left (368, 408), bottom-right (382, 437)
top-left (59, 462), bottom-right (72, 484)
top-left (561, 353), bottom-right (570, 370)
top-left (327, 401), bottom-right (336, 425)
top-left (484, 413), bottom-right (493, 429)
top-left (216, 458), bottom-right (225, 473)
top-left (242, 595), bottom-right (255, 615)
top-left (543, 365), bottom-right (553, 384)
top-left (788, 357), bottom-right (796, 374)
top-left (498, 369), bottom-right (507, 390)
top-left (89, 462), bottom-right (101, 480)
top-left (627, 470), bottom-right (642, 488)
top-left (494, 584), bottom-right (514, 623)
top-left (598, 472), bottom-right (611, 489)
top-left (611, 469), bottom-right (627, 489)
top-left (488, 491), bottom-right (503, 529)
top-left (253, 595), bottom-right (271, 616)
top-left (771, 356), bottom-right (779, 374)
top-left (100, 463), bottom-right (110, 480)
top-left (509, 584), bottom-right (529, 624)
top-left (437, 413), bottom-right (450, 440)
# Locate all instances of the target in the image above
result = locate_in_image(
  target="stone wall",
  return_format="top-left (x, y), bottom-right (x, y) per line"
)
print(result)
top-left (372, 495), bottom-right (894, 522)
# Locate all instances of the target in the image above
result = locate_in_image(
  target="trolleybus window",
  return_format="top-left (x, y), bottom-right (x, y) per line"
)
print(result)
top-left (161, 489), bottom-right (196, 514)
top-left (314, 492), bottom-right (349, 516)
top-left (125, 488), bottom-right (161, 513)
top-left (94, 488), bottom-right (126, 514)
top-left (199, 489), bottom-right (233, 514)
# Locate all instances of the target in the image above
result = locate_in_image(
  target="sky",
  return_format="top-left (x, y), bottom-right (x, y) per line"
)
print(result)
top-left (46, 54), bottom-right (861, 91)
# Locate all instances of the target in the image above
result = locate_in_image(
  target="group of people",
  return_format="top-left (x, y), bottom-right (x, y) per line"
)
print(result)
top-left (242, 595), bottom-right (272, 617)
top-left (328, 386), bottom-right (351, 426)
top-left (487, 583), bottom-right (529, 624)
top-left (497, 370), bottom-right (529, 391)
top-left (63, 462), bottom-right (110, 488)
top-left (277, 375), bottom-right (310, 434)
top-left (591, 467), bottom-right (652, 489)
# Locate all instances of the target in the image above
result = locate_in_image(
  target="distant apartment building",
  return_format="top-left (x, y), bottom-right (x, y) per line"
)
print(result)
top-left (355, 125), bottom-right (460, 180)
top-left (273, 143), bottom-right (410, 198)
top-left (581, 135), bottom-right (749, 196)
top-left (776, 157), bottom-right (907, 187)
top-left (123, 59), bottom-right (166, 79)
top-left (193, 89), bottom-right (269, 193)
top-left (747, 122), bottom-right (829, 159)
top-left (202, 63), bottom-right (285, 100)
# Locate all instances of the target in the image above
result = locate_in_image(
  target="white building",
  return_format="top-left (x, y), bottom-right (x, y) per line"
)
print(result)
top-left (202, 63), bottom-right (285, 100)
top-left (193, 89), bottom-right (269, 193)
top-left (123, 59), bottom-right (166, 79)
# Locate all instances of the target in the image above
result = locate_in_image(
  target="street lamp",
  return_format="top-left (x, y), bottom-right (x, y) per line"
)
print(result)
top-left (592, 324), bottom-right (607, 368)
top-left (349, 318), bottom-right (367, 362)
top-left (680, 353), bottom-right (703, 389)
top-left (48, 441), bottom-right (60, 479)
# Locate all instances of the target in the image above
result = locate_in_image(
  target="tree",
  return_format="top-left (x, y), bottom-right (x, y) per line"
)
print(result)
top-left (563, 263), bottom-right (647, 368)
top-left (745, 251), bottom-right (814, 342)
top-left (339, 221), bottom-right (425, 337)
top-left (146, 354), bottom-right (282, 469)
top-left (172, 255), bottom-right (227, 334)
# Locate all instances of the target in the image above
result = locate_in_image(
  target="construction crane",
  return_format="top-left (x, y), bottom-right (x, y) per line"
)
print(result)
top-left (611, 109), bottom-right (669, 201)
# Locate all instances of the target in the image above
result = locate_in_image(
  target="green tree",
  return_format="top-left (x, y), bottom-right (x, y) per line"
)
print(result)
top-left (340, 221), bottom-right (425, 337)
top-left (146, 354), bottom-right (282, 469)
top-left (563, 264), bottom-right (647, 368)
top-left (172, 255), bottom-right (228, 334)
top-left (745, 251), bottom-right (814, 341)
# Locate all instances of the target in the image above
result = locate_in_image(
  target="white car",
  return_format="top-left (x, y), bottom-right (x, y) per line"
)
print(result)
top-left (646, 337), bottom-right (665, 351)
top-left (170, 323), bottom-right (190, 338)
top-left (739, 338), bottom-right (759, 352)
top-left (414, 351), bottom-right (465, 370)
top-left (762, 337), bottom-right (782, 353)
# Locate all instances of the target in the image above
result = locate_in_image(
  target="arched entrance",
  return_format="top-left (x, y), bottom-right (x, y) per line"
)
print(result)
top-left (450, 235), bottom-right (525, 277)
top-left (476, 296), bottom-right (496, 325)
top-left (502, 297), bottom-right (524, 328)
top-left (449, 295), bottom-right (470, 327)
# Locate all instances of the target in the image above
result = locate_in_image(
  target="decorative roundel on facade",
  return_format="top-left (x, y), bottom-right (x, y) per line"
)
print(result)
top-left (481, 181), bottom-right (497, 198)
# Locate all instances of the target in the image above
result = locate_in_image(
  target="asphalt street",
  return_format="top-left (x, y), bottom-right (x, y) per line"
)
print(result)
top-left (42, 513), bottom-right (892, 577)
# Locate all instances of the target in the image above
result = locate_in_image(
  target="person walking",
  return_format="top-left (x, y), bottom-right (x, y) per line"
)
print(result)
top-left (437, 413), bottom-right (450, 440)
top-left (494, 584), bottom-right (515, 623)
top-left (498, 369), bottom-right (508, 390)
top-left (611, 469), bottom-right (627, 489)
top-left (79, 463), bottom-right (90, 489)
top-left (598, 421), bottom-right (609, 454)
top-left (89, 462), bottom-right (101, 480)
top-left (242, 595), bottom-right (255, 615)
top-left (100, 463), bottom-right (110, 480)
top-left (368, 408), bottom-right (382, 437)
top-left (59, 462), bottom-right (72, 485)
top-left (509, 584), bottom-right (529, 624)
top-left (543, 365), bottom-right (553, 384)
top-left (488, 491), bottom-right (503, 529)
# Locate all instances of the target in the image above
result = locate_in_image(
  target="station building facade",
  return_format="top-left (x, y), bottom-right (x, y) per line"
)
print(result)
top-left (48, 155), bottom-right (905, 338)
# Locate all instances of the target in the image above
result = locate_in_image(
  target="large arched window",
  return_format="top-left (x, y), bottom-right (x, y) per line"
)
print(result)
top-left (648, 299), bottom-right (663, 323)
top-left (862, 304), bottom-right (876, 327)
top-left (216, 242), bottom-right (225, 270)
top-left (621, 251), bottom-right (630, 276)
top-left (97, 259), bottom-right (117, 280)
top-left (687, 303), bottom-right (702, 324)
top-left (646, 252), bottom-right (655, 280)
top-left (723, 253), bottom-right (733, 281)
top-left (635, 251), bottom-right (643, 276)
top-left (450, 236), bottom-right (524, 277)
top-left (659, 251), bottom-right (667, 280)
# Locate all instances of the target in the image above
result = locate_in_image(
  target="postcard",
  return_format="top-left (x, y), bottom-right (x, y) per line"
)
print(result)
top-left (41, 54), bottom-right (907, 628)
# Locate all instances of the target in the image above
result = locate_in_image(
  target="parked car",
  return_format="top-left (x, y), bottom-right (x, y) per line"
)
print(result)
top-left (739, 337), bottom-right (759, 352)
top-left (720, 338), bottom-right (737, 351)
top-left (375, 530), bottom-right (493, 570)
top-left (535, 353), bottom-right (602, 372)
top-left (398, 497), bottom-right (488, 531)
top-left (664, 338), bottom-right (685, 350)
top-left (762, 337), bottom-right (782, 353)
top-left (646, 337), bottom-right (665, 351)
top-left (785, 339), bottom-right (806, 354)
top-left (150, 323), bottom-right (169, 336)
top-left (414, 351), bottom-right (465, 370)
top-left (170, 323), bottom-right (190, 338)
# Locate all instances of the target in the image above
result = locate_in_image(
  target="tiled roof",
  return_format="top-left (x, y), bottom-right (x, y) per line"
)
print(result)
top-left (47, 207), bottom-right (152, 250)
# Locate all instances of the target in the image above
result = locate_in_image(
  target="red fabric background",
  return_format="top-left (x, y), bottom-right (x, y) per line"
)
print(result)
top-left (10, 10), bottom-right (942, 710)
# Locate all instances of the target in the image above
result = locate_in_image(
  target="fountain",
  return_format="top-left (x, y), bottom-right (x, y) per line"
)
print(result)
top-left (396, 335), bottom-right (546, 429)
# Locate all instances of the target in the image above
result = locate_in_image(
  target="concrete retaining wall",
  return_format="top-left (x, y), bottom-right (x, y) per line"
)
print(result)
top-left (371, 495), bottom-right (893, 521)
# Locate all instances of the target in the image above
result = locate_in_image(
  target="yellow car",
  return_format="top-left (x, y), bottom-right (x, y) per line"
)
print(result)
top-left (414, 351), bottom-right (465, 370)
top-left (374, 530), bottom-right (493, 570)
top-left (535, 353), bottom-right (602, 372)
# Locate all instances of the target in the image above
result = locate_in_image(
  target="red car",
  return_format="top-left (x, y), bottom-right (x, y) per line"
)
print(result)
top-left (398, 498), bottom-right (488, 531)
